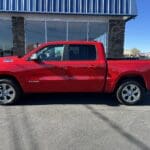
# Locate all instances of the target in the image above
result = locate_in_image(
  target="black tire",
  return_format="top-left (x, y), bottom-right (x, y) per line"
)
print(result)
top-left (0, 79), bottom-right (21, 105)
top-left (116, 80), bottom-right (145, 105)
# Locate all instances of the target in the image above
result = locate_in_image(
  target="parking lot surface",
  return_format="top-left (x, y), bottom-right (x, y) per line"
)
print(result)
top-left (0, 93), bottom-right (150, 150)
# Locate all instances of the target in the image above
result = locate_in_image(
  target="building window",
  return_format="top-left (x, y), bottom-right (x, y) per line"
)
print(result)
top-left (68, 22), bottom-right (87, 41)
top-left (25, 20), bottom-right (45, 53)
top-left (24, 19), bottom-right (108, 54)
top-left (47, 21), bottom-right (67, 41)
top-left (0, 19), bottom-right (13, 56)
top-left (88, 22), bottom-right (108, 52)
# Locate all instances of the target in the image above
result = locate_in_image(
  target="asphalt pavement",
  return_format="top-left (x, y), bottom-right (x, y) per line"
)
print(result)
top-left (0, 93), bottom-right (150, 150)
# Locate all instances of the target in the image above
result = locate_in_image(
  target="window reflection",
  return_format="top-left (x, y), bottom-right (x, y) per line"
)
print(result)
top-left (68, 22), bottom-right (87, 41)
top-left (37, 45), bottom-right (64, 61)
top-left (0, 19), bottom-right (13, 56)
top-left (24, 20), bottom-right (108, 54)
top-left (47, 21), bottom-right (66, 41)
top-left (25, 21), bottom-right (45, 53)
top-left (89, 22), bottom-right (107, 39)
top-left (89, 22), bottom-right (107, 45)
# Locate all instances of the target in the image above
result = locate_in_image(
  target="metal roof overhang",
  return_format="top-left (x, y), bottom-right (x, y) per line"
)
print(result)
top-left (0, 0), bottom-right (137, 20)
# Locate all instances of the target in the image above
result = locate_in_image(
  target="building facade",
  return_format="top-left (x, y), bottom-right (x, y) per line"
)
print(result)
top-left (0, 0), bottom-right (137, 57)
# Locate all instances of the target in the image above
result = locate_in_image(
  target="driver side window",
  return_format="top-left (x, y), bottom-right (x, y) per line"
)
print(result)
top-left (37, 45), bottom-right (64, 61)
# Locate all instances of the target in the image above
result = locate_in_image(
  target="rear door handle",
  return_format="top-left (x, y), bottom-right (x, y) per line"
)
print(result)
top-left (89, 65), bottom-right (95, 67)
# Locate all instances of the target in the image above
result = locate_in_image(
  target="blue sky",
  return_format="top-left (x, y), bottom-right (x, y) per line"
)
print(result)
top-left (125, 0), bottom-right (150, 52)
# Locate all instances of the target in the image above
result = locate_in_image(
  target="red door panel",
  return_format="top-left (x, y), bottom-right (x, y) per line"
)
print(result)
top-left (20, 61), bottom-right (69, 93)
top-left (60, 61), bottom-right (106, 92)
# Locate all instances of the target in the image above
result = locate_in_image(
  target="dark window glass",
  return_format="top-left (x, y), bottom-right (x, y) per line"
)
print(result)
top-left (0, 19), bottom-right (13, 57)
top-left (88, 22), bottom-right (107, 53)
top-left (68, 22), bottom-right (87, 41)
top-left (25, 20), bottom-right (45, 53)
top-left (66, 45), bottom-right (96, 61)
top-left (47, 21), bottom-right (66, 41)
top-left (37, 45), bottom-right (64, 61)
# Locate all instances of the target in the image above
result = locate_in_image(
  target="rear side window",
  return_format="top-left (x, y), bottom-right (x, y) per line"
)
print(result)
top-left (66, 45), bottom-right (96, 61)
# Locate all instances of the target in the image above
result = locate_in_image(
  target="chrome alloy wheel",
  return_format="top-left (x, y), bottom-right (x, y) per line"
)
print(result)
top-left (0, 83), bottom-right (16, 104)
top-left (121, 84), bottom-right (141, 103)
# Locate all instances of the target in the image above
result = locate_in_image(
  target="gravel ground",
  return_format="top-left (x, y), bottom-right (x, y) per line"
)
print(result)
top-left (0, 93), bottom-right (150, 150)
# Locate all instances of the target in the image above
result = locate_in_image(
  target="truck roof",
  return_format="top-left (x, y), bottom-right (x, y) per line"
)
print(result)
top-left (44, 41), bottom-right (102, 45)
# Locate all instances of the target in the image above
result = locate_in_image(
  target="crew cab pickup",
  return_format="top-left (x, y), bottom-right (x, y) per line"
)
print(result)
top-left (0, 41), bottom-right (149, 105)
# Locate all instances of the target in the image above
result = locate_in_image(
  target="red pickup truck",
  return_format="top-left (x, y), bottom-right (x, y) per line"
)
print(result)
top-left (0, 41), bottom-right (149, 105)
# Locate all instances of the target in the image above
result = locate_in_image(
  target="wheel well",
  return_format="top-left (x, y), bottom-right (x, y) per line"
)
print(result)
top-left (0, 75), bottom-right (23, 92)
top-left (115, 76), bottom-right (146, 92)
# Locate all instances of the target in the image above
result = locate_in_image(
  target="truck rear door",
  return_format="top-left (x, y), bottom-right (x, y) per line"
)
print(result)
top-left (63, 43), bottom-right (106, 92)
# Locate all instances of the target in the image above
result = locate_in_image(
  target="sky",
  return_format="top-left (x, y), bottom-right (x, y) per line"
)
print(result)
top-left (125, 0), bottom-right (150, 52)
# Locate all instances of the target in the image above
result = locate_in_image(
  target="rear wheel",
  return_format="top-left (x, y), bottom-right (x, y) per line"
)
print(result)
top-left (0, 79), bottom-right (21, 105)
top-left (116, 80), bottom-right (145, 105)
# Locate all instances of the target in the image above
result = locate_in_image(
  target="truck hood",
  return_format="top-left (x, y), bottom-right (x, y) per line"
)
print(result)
top-left (0, 56), bottom-right (20, 63)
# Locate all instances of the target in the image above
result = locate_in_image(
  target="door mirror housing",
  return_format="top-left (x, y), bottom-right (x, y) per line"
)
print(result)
top-left (30, 53), bottom-right (39, 61)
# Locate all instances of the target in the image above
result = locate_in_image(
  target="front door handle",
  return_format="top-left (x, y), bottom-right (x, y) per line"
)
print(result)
top-left (63, 66), bottom-right (68, 70)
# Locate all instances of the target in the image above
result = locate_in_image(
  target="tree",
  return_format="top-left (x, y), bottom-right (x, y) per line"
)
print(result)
top-left (130, 48), bottom-right (141, 56)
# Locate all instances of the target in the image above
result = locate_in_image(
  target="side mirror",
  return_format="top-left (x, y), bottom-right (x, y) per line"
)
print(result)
top-left (30, 53), bottom-right (39, 61)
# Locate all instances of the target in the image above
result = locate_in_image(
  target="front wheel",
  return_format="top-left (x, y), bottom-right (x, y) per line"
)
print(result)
top-left (116, 80), bottom-right (145, 105)
top-left (0, 79), bottom-right (21, 105)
